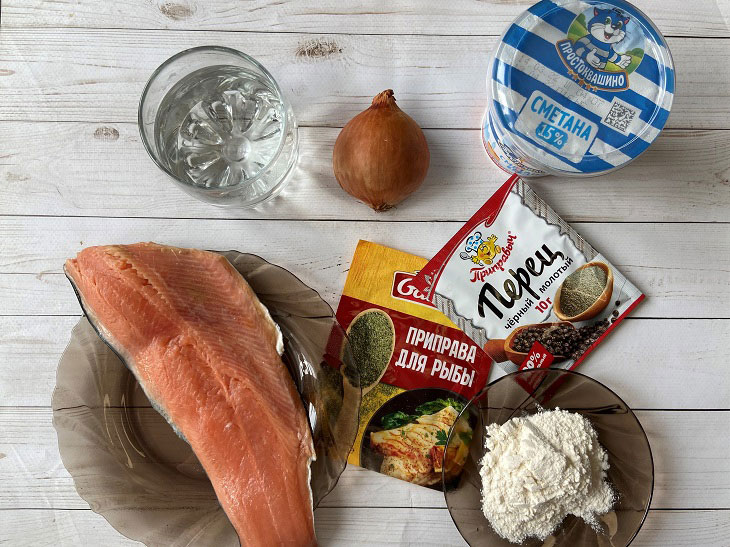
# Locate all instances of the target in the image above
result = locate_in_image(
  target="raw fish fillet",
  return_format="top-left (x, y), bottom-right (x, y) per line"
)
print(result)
top-left (65, 243), bottom-right (317, 546)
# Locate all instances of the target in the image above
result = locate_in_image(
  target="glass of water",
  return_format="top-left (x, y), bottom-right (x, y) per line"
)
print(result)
top-left (139, 46), bottom-right (298, 207)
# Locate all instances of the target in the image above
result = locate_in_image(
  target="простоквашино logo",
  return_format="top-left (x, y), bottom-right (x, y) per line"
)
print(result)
top-left (555, 6), bottom-right (646, 92)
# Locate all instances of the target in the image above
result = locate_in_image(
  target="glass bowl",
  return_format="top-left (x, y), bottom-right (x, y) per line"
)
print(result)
top-left (443, 368), bottom-right (653, 547)
top-left (52, 251), bottom-right (361, 546)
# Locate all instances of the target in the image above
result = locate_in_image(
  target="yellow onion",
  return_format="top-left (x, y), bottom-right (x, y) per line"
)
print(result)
top-left (333, 90), bottom-right (430, 211)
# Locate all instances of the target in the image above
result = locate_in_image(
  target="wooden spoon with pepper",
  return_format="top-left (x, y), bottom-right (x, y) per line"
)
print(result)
top-left (483, 322), bottom-right (575, 366)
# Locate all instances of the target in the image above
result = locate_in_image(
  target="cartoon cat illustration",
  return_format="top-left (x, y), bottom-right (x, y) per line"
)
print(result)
top-left (573, 7), bottom-right (632, 70)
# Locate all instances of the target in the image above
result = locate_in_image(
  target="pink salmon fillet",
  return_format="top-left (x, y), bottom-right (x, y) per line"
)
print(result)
top-left (65, 243), bottom-right (317, 546)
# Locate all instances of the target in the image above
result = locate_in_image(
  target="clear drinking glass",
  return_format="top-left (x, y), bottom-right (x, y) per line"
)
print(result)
top-left (139, 46), bottom-right (298, 207)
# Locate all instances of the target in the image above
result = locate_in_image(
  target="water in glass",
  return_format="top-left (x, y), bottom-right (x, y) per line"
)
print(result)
top-left (154, 65), bottom-right (285, 189)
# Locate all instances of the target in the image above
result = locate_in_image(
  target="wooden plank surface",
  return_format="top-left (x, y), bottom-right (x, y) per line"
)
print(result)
top-left (0, 30), bottom-right (725, 130)
top-left (2, 509), bottom-right (728, 547)
top-left (316, 508), bottom-right (730, 547)
top-left (3, 243), bottom-right (729, 319)
top-left (1, 218), bottom-right (727, 319)
top-left (2, 0), bottom-right (728, 38)
top-left (0, 510), bottom-right (141, 547)
top-left (0, 123), bottom-right (728, 223)
top-left (2, 316), bottom-right (728, 408)
top-left (1, 409), bottom-right (727, 510)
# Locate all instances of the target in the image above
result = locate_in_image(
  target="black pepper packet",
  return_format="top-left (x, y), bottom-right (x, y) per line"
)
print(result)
top-left (413, 175), bottom-right (645, 376)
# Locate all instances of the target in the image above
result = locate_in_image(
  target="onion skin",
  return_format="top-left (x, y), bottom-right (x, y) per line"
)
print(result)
top-left (333, 90), bottom-right (430, 211)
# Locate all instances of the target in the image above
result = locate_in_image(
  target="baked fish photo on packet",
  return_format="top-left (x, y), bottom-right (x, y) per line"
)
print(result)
top-left (413, 175), bottom-right (644, 373)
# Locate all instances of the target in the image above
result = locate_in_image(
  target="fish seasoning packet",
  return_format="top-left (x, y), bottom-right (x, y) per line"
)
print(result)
top-left (413, 175), bottom-right (644, 374)
top-left (335, 240), bottom-right (492, 489)
top-left (483, 0), bottom-right (674, 177)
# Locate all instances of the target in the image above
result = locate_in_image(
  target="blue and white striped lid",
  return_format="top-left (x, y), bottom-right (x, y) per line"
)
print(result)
top-left (488, 0), bottom-right (674, 175)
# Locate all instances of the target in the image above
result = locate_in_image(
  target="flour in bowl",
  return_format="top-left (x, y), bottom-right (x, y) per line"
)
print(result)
top-left (479, 409), bottom-right (614, 544)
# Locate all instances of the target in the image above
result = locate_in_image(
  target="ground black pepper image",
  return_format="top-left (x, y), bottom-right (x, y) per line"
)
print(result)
top-left (346, 309), bottom-right (395, 390)
top-left (561, 266), bottom-right (607, 314)
top-left (557, 263), bottom-right (610, 317)
top-left (552, 263), bottom-right (614, 324)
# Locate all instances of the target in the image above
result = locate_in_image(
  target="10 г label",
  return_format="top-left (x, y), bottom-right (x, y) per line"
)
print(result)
top-left (535, 122), bottom-right (567, 150)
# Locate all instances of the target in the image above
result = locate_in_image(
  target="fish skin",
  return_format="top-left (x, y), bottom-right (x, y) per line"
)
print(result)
top-left (65, 243), bottom-right (317, 546)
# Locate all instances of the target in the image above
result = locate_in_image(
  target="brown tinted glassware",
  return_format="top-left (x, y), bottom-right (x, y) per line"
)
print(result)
top-left (52, 251), bottom-right (361, 547)
top-left (443, 368), bottom-right (653, 547)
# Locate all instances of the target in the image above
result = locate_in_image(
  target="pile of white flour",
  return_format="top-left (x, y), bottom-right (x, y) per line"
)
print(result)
top-left (479, 409), bottom-right (614, 544)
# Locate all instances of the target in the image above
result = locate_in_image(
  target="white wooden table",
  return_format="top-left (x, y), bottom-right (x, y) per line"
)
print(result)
top-left (1, 1), bottom-right (729, 545)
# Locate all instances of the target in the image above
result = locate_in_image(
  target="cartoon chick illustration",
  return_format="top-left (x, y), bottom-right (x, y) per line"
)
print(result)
top-left (476, 235), bottom-right (502, 265)
top-left (460, 232), bottom-right (502, 266)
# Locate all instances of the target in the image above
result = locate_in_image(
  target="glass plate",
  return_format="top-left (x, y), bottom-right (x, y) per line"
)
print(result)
top-left (52, 251), bottom-right (361, 546)
top-left (444, 368), bottom-right (653, 547)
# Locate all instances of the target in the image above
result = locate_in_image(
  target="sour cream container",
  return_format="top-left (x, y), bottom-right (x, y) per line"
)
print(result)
top-left (483, 0), bottom-right (674, 177)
